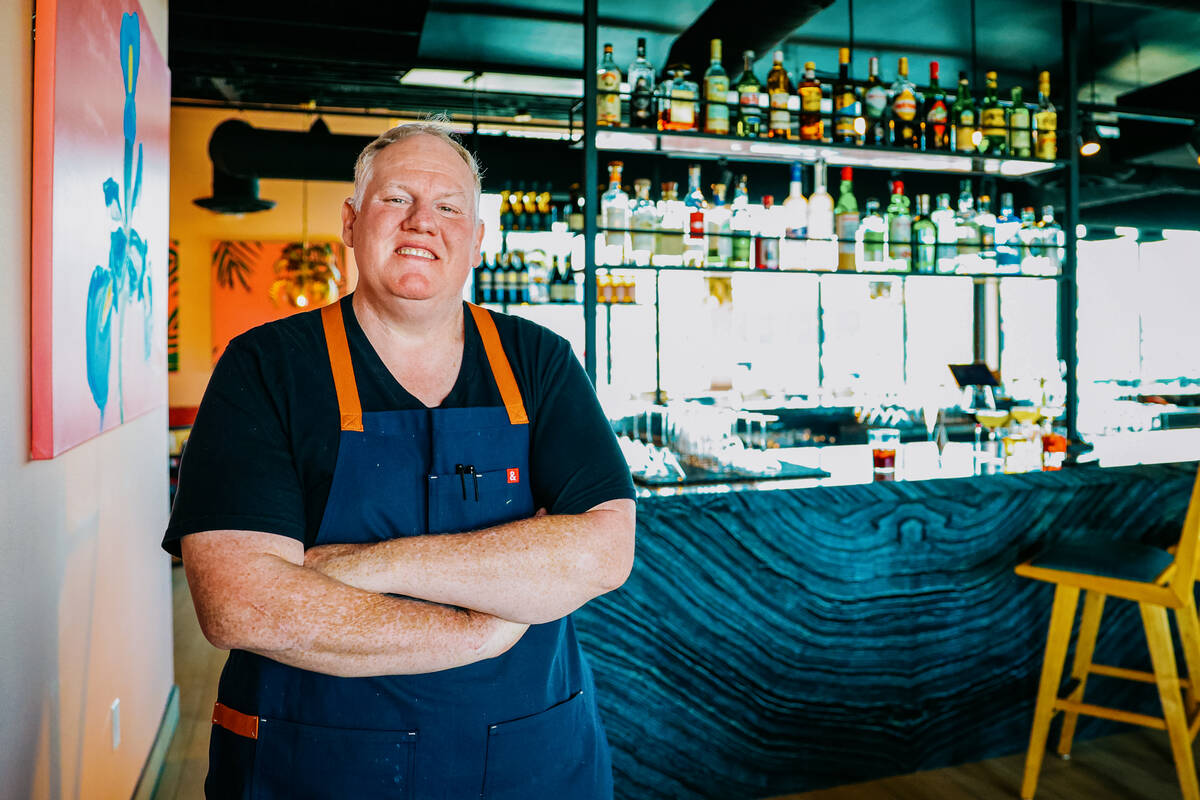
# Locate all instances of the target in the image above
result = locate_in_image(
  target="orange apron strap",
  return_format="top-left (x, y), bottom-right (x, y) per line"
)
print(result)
top-left (212, 702), bottom-right (259, 740)
top-left (320, 302), bottom-right (364, 432)
top-left (467, 304), bottom-right (529, 425)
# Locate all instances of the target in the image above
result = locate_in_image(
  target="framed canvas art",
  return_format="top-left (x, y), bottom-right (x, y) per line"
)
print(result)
top-left (210, 240), bottom-right (348, 364)
top-left (31, 0), bottom-right (170, 458)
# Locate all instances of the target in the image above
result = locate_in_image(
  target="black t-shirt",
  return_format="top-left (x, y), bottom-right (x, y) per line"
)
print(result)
top-left (163, 295), bottom-right (634, 556)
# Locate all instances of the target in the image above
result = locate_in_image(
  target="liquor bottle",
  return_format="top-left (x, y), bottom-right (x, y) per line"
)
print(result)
top-left (706, 183), bottom-right (732, 267)
top-left (546, 256), bottom-right (560, 303)
top-left (886, 180), bottom-right (913, 271)
top-left (630, 179), bottom-right (658, 266)
top-left (628, 38), bottom-right (656, 129)
top-left (834, 167), bottom-right (859, 271)
top-left (781, 162), bottom-right (808, 270)
top-left (503, 252), bottom-right (520, 304)
top-left (511, 181), bottom-right (527, 231)
top-left (597, 269), bottom-right (613, 304)
top-left (955, 181), bottom-right (981, 273)
top-left (1008, 86), bottom-right (1032, 158)
top-left (730, 175), bottom-right (752, 268)
top-left (832, 47), bottom-right (859, 144)
top-left (913, 194), bottom-right (937, 274)
top-left (567, 183), bottom-right (584, 231)
top-left (498, 184), bottom-right (514, 231)
top-left (863, 57), bottom-right (888, 146)
top-left (952, 71), bottom-right (977, 153)
top-left (974, 193), bottom-right (997, 273)
top-left (655, 181), bottom-right (686, 266)
top-left (755, 195), bottom-right (782, 270)
top-left (703, 39), bottom-right (730, 135)
top-left (597, 43), bottom-right (622, 126)
top-left (684, 164), bottom-right (708, 266)
top-left (522, 183), bottom-right (539, 228)
top-left (1017, 206), bottom-right (1041, 275)
top-left (1039, 205), bottom-right (1063, 274)
top-left (923, 61), bottom-right (950, 150)
top-left (995, 192), bottom-right (1021, 273)
top-left (858, 199), bottom-right (886, 271)
top-left (475, 255), bottom-right (493, 303)
top-left (807, 160), bottom-right (836, 271)
top-left (659, 67), bottom-right (699, 131)
top-left (735, 51), bottom-right (764, 138)
top-left (768, 51), bottom-right (794, 139)
top-left (536, 182), bottom-right (553, 230)
top-left (601, 162), bottom-right (630, 264)
top-left (932, 193), bottom-right (957, 273)
top-left (889, 57), bottom-right (921, 149)
top-left (979, 70), bottom-right (1006, 155)
top-left (1034, 71), bottom-right (1058, 160)
top-left (798, 60), bottom-right (824, 142)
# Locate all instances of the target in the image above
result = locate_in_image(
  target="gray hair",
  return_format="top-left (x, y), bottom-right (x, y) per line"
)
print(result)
top-left (350, 117), bottom-right (483, 215)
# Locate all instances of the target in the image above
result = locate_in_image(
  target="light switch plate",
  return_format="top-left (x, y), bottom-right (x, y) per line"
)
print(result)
top-left (110, 698), bottom-right (120, 750)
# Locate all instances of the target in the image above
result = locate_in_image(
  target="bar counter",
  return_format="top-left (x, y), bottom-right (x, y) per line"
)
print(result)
top-left (572, 455), bottom-right (1200, 800)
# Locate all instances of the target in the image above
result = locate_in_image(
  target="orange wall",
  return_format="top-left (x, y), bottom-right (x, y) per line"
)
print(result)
top-left (1, 0), bottom-right (175, 797)
top-left (169, 108), bottom-right (395, 407)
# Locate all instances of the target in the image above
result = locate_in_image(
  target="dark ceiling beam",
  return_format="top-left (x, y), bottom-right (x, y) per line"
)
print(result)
top-left (1077, 0), bottom-right (1200, 9)
top-left (424, 2), bottom-right (686, 35)
top-left (664, 0), bottom-right (836, 77)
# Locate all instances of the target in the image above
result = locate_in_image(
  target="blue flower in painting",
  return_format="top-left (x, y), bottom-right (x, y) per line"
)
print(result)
top-left (120, 13), bottom-right (140, 141)
top-left (85, 11), bottom-right (153, 428)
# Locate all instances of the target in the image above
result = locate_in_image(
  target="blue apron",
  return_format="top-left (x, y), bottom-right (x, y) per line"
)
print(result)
top-left (205, 301), bottom-right (613, 799)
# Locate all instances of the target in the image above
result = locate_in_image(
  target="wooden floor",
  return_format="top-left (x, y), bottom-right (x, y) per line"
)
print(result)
top-left (154, 564), bottom-right (1191, 800)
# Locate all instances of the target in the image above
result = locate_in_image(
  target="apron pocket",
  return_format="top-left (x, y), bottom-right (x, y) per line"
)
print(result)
top-left (481, 690), bottom-right (603, 800)
top-left (428, 467), bottom-right (534, 535)
top-left (250, 717), bottom-right (417, 800)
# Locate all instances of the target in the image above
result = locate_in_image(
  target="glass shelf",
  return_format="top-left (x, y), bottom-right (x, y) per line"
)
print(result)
top-left (596, 263), bottom-right (1061, 280)
top-left (583, 129), bottom-right (1065, 177)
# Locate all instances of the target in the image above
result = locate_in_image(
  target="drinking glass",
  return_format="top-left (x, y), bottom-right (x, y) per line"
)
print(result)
top-left (869, 428), bottom-right (901, 481)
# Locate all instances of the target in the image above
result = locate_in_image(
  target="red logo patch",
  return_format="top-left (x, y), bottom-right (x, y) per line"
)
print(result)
top-left (506, 468), bottom-right (520, 484)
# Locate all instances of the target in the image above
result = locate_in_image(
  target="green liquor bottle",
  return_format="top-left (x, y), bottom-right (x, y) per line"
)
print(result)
top-left (979, 70), bottom-right (1006, 155)
top-left (952, 71), bottom-right (977, 153)
top-left (735, 51), bottom-right (764, 138)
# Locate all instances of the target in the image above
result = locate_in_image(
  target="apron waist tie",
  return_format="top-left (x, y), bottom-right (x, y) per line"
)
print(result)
top-left (213, 702), bottom-right (259, 740)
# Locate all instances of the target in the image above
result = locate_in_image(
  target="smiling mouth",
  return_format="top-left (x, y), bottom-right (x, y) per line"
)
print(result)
top-left (396, 246), bottom-right (437, 260)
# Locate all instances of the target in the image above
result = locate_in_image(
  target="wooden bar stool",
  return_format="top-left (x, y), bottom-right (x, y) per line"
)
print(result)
top-left (1015, 465), bottom-right (1200, 800)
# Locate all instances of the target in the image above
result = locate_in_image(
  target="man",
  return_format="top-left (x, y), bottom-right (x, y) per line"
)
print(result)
top-left (164, 121), bottom-right (637, 799)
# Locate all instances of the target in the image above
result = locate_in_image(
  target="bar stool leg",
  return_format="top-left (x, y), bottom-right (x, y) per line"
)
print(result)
top-left (1021, 584), bottom-right (1080, 800)
top-left (1058, 590), bottom-right (1106, 758)
top-left (1173, 592), bottom-right (1200, 716)
top-left (1141, 602), bottom-right (1200, 800)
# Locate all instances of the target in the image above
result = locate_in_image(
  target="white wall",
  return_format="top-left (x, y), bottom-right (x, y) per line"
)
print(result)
top-left (0, 0), bottom-right (175, 797)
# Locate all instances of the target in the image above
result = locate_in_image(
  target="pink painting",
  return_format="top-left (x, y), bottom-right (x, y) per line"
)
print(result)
top-left (31, 0), bottom-right (170, 459)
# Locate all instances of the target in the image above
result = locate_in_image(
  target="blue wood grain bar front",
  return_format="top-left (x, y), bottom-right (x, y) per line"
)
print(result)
top-left (572, 462), bottom-right (1198, 800)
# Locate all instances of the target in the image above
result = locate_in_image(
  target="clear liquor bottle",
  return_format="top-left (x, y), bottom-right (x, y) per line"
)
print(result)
top-left (768, 51), bottom-right (794, 139)
top-left (834, 167), bottom-right (859, 271)
top-left (832, 47), bottom-right (859, 144)
top-left (924, 61), bottom-right (950, 150)
top-left (974, 193), bottom-right (997, 273)
top-left (1008, 86), bottom-right (1032, 158)
top-left (735, 51), bottom-right (764, 138)
top-left (886, 180), bottom-right (913, 271)
top-left (995, 192), bottom-right (1022, 274)
top-left (1017, 206), bottom-right (1041, 275)
top-left (628, 38), bottom-right (656, 129)
top-left (1034, 71), bottom-right (1058, 160)
top-left (857, 199), bottom-right (886, 271)
top-left (1039, 205), bottom-right (1063, 274)
top-left (798, 60), bottom-right (824, 141)
top-left (706, 183), bottom-right (732, 266)
top-left (630, 179), bottom-right (659, 266)
top-left (683, 164), bottom-right (708, 266)
top-left (863, 57), bottom-right (888, 146)
top-left (755, 195), bottom-right (783, 270)
top-left (597, 43), bottom-right (622, 127)
top-left (952, 71), bottom-right (977, 153)
top-left (807, 160), bottom-right (836, 271)
top-left (955, 182), bottom-right (981, 274)
top-left (654, 182), bottom-right (686, 266)
top-left (703, 39), bottom-right (730, 135)
top-left (889, 57), bottom-right (921, 149)
top-left (979, 70), bottom-right (1006, 155)
top-left (913, 194), bottom-right (937, 273)
top-left (730, 175), bottom-right (753, 268)
top-left (781, 162), bottom-right (808, 270)
top-left (600, 161), bottom-right (630, 265)
top-left (659, 67), bottom-right (698, 132)
top-left (932, 193), bottom-right (957, 273)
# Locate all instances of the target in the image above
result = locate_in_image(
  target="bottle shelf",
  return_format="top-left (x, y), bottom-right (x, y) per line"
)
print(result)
top-left (581, 129), bottom-right (1065, 177)
top-left (596, 263), bottom-right (1061, 280)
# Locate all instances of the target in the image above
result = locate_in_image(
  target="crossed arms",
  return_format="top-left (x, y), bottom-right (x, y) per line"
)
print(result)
top-left (181, 498), bottom-right (635, 678)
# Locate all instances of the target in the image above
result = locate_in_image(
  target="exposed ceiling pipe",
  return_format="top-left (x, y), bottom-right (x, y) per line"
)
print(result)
top-left (663, 0), bottom-right (835, 80)
top-left (1077, 0), bottom-right (1200, 9)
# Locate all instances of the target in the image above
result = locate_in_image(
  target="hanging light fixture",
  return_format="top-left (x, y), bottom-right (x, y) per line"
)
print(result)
top-left (269, 172), bottom-right (342, 309)
top-left (1078, 117), bottom-right (1101, 156)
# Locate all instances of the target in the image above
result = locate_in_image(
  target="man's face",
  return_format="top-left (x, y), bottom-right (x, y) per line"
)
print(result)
top-left (342, 134), bottom-right (483, 306)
